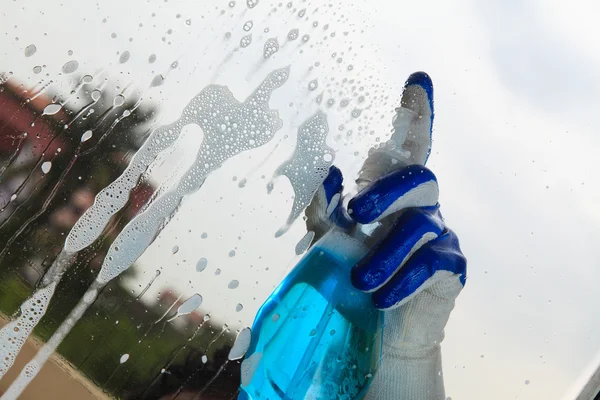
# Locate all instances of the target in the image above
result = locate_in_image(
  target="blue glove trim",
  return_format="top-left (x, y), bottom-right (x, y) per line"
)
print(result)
top-left (371, 229), bottom-right (467, 310)
top-left (322, 165), bottom-right (343, 204)
top-left (403, 71), bottom-right (434, 164)
top-left (351, 207), bottom-right (445, 292)
top-left (347, 165), bottom-right (437, 224)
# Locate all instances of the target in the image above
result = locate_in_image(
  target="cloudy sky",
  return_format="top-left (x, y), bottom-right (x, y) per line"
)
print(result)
top-left (1, 0), bottom-right (600, 399)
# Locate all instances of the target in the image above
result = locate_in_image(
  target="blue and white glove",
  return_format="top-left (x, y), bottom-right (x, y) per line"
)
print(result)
top-left (306, 72), bottom-right (467, 400)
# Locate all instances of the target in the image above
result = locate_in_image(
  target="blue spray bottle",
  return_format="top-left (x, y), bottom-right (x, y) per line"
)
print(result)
top-left (239, 106), bottom-right (418, 400)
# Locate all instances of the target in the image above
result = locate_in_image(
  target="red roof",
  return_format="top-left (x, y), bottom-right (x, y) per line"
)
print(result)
top-left (0, 79), bottom-right (66, 157)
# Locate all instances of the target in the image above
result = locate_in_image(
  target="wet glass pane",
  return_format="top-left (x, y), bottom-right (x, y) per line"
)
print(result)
top-left (0, 1), bottom-right (599, 399)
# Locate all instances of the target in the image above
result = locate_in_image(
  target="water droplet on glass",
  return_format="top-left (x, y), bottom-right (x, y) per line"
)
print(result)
top-left (236, 303), bottom-right (244, 312)
top-left (24, 44), bottom-right (37, 57)
top-left (263, 38), bottom-right (279, 59)
top-left (41, 161), bottom-right (52, 174)
top-left (309, 329), bottom-right (316, 336)
top-left (240, 34), bottom-right (252, 48)
top-left (229, 250), bottom-right (236, 257)
top-left (228, 280), bottom-right (239, 289)
top-left (171, 245), bottom-right (179, 254)
top-left (229, 1), bottom-right (236, 7)
top-left (91, 90), bottom-right (101, 101)
top-left (228, 327), bottom-right (251, 360)
top-left (33, 66), bottom-right (42, 74)
top-left (243, 20), bottom-right (253, 32)
top-left (151, 74), bottom-right (165, 87)
top-left (113, 94), bottom-right (125, 107)
top-left (185, 19), bottom-right (192, 26)
top-left (119, 51), bottom-right (130, 64)
top-left (215, 268), bottom-right (221, 276)
top-left (148, 54), bottom-right (156, 63)
top-left (201, 232), bottom-right (208, 239)
top-left (525, 380), bottom-right (530, 385)
top-left (82, 75), bottom-right (93, 83)
top-left (201, 355), bottom-right (208, 363)
top-left (196, 258), bottom-right (208, 272)
top-left (287, 29), bottom-right (299, 41)
top-left (272, 313), bottom-right (280, 322)
top-left (298, 8), bottom-right (306, 17)
top-left (62, 60), bottom-right (79, 74)
top-left (246, 0), bottom-right (258, 8)
top-left (308, 79), bottom-right (318, 91)
top-left (315, 93), bottom-right (323, 104)
top-left (176, 293), bottom-right (202, 315)
top-left (81, 130), bottom-right (93, 142)
top-left (43, 103), bottom-right (62, 115)
top-left (302, 34), bottom-right (310, 43)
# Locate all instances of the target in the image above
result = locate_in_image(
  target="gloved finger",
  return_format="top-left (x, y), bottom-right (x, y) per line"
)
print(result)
top-left (400, 71), bottom-right (435, 165)
top-left (371, 229), bottom-right (467, 310)
top-left (305, 165), bottom-right (344, 237)
top-left (351, 207), bottom-right (445, 292)
top-left (347, 165), bottom-right (439, 224)
top-left (355, 72), bottom-right (434, 187)
top-left (324, 165), bottom-right (344, 208)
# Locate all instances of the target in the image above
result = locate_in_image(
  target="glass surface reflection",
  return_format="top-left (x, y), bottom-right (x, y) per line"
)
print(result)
top-left (1, 0), bottom-right (600, 399)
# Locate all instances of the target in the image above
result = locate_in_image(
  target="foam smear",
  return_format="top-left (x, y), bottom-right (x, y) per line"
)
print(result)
top-left (0, 282), bottom-right (56, 379)
top-left (0, 251), bottom-right (74, 381)
top-left (271, 111), bottom-right (334, 236)
top-left (1, 67), bottom-right (289, 399)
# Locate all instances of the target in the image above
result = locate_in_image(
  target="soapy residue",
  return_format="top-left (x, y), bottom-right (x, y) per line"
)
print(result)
top-left (272, 111), bottom-right (334, 236)
top-left (0, 2), bottom-right (386, 393)
top-left (0, 67), bottom-right (289, 398)
top-left (0, 283), bottom-right (56, 378)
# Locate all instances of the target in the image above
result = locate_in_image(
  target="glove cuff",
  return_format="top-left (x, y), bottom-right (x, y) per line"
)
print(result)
top-left (365, 343), bottom-right (445, 400)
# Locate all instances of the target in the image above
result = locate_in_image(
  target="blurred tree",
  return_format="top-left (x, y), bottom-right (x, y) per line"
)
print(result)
top-left (0, 74), bottom-right (239, 398)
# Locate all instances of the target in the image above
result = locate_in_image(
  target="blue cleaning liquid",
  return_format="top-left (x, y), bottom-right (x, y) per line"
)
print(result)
top-left (239, 231), bottom-right (384, 400)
